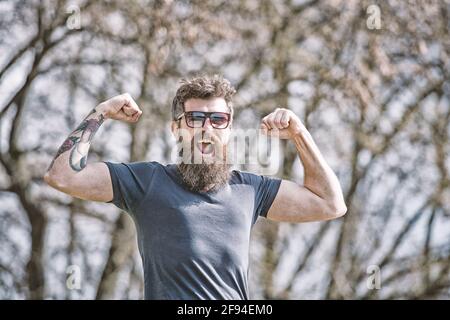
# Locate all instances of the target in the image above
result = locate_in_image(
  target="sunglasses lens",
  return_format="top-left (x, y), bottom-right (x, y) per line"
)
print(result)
top-left (185, 112), bottom-right (230, 128)
top-left (186, 112), bottom-right (205, 127)
top-left (210, 114), bottom-right (229, 128)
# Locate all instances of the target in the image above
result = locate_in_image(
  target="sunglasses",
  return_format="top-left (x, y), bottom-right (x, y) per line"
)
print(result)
top-left (176, 111), bottom-right (231, 129)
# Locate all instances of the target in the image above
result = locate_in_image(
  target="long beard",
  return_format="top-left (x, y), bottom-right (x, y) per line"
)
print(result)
top-left (177, 163), bottom-right (231, 192)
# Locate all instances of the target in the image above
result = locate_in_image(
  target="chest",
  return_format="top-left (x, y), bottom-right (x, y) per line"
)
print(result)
top-left (137, 183), bottom-right (257, 264)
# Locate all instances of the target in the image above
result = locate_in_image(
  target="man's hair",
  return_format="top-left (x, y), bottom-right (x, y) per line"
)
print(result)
top-left (171, 75), bottom-right (236, 121)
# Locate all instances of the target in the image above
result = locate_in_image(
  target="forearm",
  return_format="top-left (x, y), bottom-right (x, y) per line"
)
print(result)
top-left (45, 106), bottom-right (106, 181)
top-left (291, 128), bottom-right (346, 210)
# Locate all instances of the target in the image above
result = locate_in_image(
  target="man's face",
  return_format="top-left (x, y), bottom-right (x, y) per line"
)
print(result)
top-left (171, 97), bottom-right (233, 192)
top-left (172, 97), bottom-right (232, 164)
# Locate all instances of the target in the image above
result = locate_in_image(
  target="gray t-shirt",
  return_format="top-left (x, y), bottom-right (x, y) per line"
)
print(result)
top-left (104, 161), bottom-right (281, 300)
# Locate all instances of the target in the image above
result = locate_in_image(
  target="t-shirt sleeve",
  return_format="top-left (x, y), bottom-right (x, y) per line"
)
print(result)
top-left (238, 171), bottom-right (282, 222)
top-left (254, 174), bottom-right (282, 219)
top-left (103, 161), bottom-right (157, 215)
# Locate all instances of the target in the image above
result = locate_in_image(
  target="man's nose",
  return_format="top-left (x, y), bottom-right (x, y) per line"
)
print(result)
top-left (202, 117), bottom-right (214, 130)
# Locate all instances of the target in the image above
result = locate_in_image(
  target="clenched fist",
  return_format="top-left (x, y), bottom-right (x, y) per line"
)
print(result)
top-left (96, 93), bottom-right (143, 123)
top-left (260, 107), bottom-right (305, 139)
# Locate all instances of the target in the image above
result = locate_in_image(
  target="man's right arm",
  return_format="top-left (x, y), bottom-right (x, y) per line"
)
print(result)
top-left (44, 93), bottom-right (143, 202)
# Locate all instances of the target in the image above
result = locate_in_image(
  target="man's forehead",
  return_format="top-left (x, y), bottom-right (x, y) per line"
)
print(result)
top-left (184, 97), bottom-right (228, 112)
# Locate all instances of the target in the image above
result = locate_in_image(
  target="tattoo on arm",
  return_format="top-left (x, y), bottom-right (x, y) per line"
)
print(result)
top-left (48, 108), bottom-right (105, 172)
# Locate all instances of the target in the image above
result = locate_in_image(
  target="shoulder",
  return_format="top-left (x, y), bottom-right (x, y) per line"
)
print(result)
top-left (110, 160), bottom-right (160, 168)
top-left (103, 160), bottom-right (163, 175)
top-left (231, 169), bottom-right (255, 184)
top-left (232, 169), bottom-right (282, 189)
top-left (231, 169), bottom-right (268, 185)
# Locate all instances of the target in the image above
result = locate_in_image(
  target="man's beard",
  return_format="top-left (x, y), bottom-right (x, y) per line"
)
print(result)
top-left (176, 131), bottom-right (230, 192)
top-left (177, 162), bottom-right (231, 193)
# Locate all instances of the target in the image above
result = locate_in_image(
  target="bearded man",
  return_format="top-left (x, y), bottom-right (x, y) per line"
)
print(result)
top-left (44, 75), bottom-right (347, 300)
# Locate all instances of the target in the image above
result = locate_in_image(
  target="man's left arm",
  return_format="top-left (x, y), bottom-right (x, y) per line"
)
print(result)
top-left (261, 108), bottom-right (347, 223)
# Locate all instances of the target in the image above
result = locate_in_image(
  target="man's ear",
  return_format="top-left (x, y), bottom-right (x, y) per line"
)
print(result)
top-left (171, 121), bottom-right (179, 138)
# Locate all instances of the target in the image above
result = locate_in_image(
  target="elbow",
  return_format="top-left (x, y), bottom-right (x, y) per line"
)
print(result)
top-left (44, 171), bottom-right (58, 188)
top-left (327, 202), bottom-right (347, 219)
top-left (336, 203), bottom-right (347, 218)
top-left (43, 171), bottom-right (66, 190)
top-left (43, 171), bottom-right (52, 184)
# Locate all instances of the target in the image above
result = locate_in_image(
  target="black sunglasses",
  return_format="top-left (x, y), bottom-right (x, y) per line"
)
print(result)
top-left (177, 111), bottom-right (231, 129)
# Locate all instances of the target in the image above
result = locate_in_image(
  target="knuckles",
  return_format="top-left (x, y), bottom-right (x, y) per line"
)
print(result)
top-left (261, 107), bottom-right (303, 131)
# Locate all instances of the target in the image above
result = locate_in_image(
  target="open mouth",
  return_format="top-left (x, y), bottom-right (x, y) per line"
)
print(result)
top-left (196, 139), bottom-right (215, 155)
